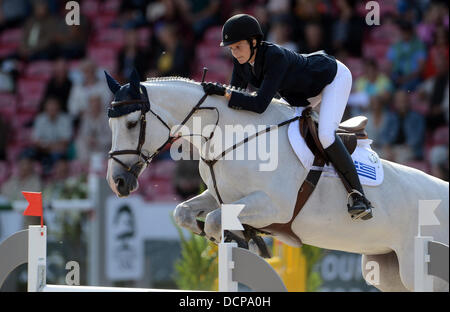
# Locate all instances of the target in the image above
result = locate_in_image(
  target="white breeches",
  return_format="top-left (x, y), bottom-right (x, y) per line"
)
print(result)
top-left (318, 60), bottom-right (353, 149)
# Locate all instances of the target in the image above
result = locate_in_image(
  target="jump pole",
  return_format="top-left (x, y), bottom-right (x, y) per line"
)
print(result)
top-left (26, 225), bottom-right (240, 292)
top-left (26, 226), bottom-right (203, 292)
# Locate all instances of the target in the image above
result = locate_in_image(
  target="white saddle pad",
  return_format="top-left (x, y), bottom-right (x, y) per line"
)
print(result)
top-left (287, 107), bottom-right (384, 186)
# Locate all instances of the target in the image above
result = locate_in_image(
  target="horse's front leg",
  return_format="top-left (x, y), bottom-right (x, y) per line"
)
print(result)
top-left (173, 189), bottom-right (220, 235)
top-left (204, 191), bottom-right (283, 243)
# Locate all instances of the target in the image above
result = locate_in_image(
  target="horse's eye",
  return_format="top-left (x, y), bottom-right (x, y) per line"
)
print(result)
top-left (127, 120), bottom-right (139, 129)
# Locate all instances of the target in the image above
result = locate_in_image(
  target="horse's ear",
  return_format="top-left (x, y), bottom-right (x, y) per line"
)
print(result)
top-left (104, 71), bottom-right (121, 94)
top-left (129, 68), bottom-right (141, 97)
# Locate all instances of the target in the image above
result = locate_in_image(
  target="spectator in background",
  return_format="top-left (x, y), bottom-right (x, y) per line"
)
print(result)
top-left (349, 58), bottom-right (393, 114)
top-left (42, 157), bottom-right (70, 200)
top-left (28, 97), bottom-right (73, 174)
top-left (0, 0), bottom-right (30, 31)
top-left (149, 23), bottom-right (189, 77)
top-left (298, 21), bottom-right (330, 54)
top-left (0, 153), bottom-right (41, 202)
top-left (396, 0), bottom-right (427, 25)
top-left (252, 4), bottom-right (270, 40)
top-left (118, 28), bottom-right (150, 81)
top-left (186, 0), bottom-right (220, 40)
top-left (423, 26), bottom-right (448, 79)
top-left (267, 17), bottom-right (298, 52)
top-left (267, 0), bottom-right (290, 16)
top-left (75, 95), bottom-right (111, 166)
top-left (67, 59), bottom-right (111, 126)
top-left (116, 0), bottom-right (148, 29)
top-left (386, 21), bottom-right (427, 91)
top-left (54, 14), bottom-right (89, 60)
top-left (332, 0), bottom-right (365, 57)
top-left (0, 62), bottom-right (15, 92)
top-left (429, 145), bottom-right (449, 181)
top-left (0, 116), bottom-right (10, 160)
top-left (18, 0), bottom-right (59, 61)
top-left (364, 95), bottom-right (391, 154)
top-left (356, 59), bottom-right (393, 99)
top-left (416, 2), bottom-right (445, 47)
top-left (41, 58), bottom-right (72, 113)
top-left (419, 51), bottom-right (449, 131)
top-left (382, 90), bottom-right (426, 163)
top-left (0, 58), bottom-right (19, 93)
top-left (145, 0), bottom-right (193, 40)
top-left (292, 0), bottom-right (333, 49)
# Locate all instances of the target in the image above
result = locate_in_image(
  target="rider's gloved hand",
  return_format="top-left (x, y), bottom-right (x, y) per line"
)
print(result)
top-left (201, 82), bottom-right (226, 96)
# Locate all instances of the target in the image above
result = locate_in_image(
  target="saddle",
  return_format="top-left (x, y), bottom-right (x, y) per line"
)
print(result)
top-left (299, 106), bottom-right (368, 163)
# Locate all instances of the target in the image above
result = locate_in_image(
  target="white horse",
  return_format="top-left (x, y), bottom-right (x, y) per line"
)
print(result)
top-left (105, 74), bottom-right (449, 292)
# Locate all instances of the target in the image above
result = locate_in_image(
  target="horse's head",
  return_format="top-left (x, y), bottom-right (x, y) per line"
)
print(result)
top-left (105, 69), bottom-right (171, 197)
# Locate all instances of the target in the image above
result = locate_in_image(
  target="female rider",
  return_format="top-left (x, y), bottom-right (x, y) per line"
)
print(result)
top-left (201, 14), bottom-right (373, 220)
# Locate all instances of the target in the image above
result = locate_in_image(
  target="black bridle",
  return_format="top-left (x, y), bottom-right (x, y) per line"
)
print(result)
top-left (108, 86), bottom-right (212, 177)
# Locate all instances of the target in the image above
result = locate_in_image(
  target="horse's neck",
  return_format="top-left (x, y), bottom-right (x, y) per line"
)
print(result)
top-left (144, 81), bottom-right (296, 151)
top-left (144, 82), bottom-right (201, 127)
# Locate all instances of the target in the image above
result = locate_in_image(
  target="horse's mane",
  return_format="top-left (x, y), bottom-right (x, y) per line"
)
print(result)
top-left (144, 76), bottom-right (290, 107)
top-left (145, 76), bottom-right (198, 84)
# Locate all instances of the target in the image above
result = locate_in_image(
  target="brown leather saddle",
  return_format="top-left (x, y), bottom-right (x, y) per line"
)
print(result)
top-left (299, 106), bottom-right (368, 163)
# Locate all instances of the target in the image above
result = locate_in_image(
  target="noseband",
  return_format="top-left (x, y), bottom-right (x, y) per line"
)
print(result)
top-left (108, 86), bottom-right (210, 177)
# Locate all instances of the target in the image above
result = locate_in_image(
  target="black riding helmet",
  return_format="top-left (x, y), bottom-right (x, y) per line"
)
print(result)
top-left (220, 14), bottom-right (263, 63)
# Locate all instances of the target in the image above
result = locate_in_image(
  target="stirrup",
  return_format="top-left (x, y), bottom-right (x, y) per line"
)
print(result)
top-left (347, 190), bottom-right (365, 212)
top-left (346, 189), bottom-right (364, 203)
top-left (351, 207), bottom-right (373, 220)
top-left (347, 190), bottom-right (373, 220)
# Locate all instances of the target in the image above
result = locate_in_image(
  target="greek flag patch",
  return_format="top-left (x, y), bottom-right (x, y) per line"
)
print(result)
top-left (354, 160), bottom-right (376, 180)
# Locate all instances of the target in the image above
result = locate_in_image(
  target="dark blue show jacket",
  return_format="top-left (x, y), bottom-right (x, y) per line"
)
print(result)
top-left (228, 41), bottom-right (338, 113)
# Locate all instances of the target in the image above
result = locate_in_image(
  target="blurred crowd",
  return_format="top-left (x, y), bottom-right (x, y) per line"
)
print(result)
top-left (0, 0), bottom-right (448, 206)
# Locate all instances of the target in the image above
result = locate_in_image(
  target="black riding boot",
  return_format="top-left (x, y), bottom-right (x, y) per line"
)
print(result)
top-left (324, 135), bottom-right (373, 220)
